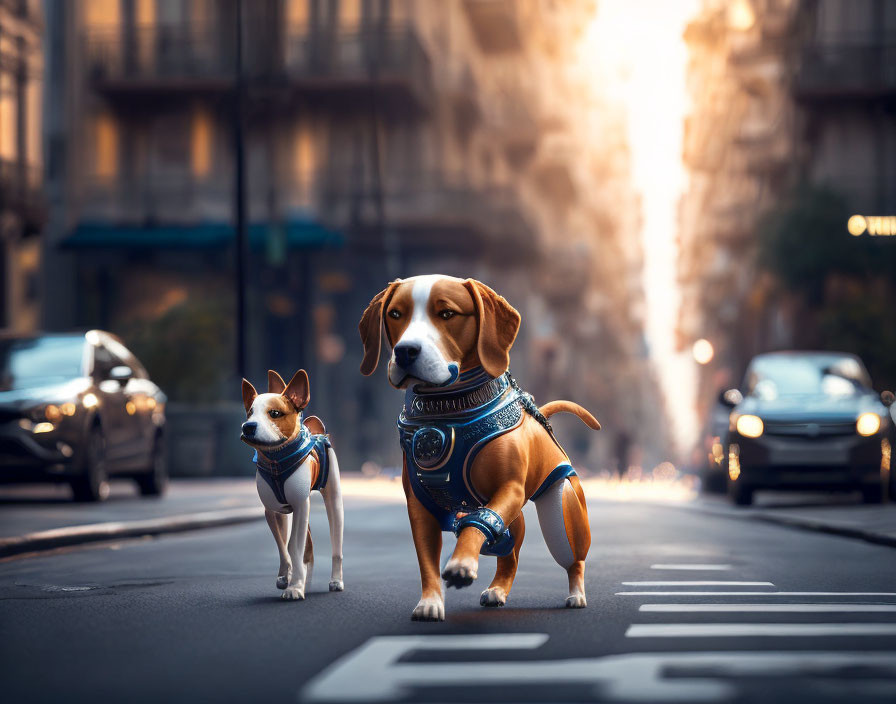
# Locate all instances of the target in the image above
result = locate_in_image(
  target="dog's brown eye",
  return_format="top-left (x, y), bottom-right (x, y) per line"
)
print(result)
top-left (268, 410), bottom-right (283, 419)
top-left (438, 310), bottom-right (455, 320)
top-left (388, 309), bottom-right (401, 319)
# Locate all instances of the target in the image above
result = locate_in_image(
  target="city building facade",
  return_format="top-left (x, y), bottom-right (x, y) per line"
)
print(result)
top-left (0, 0), bottom-right (44, 331)
top-left (43, 0), bottom-right (659, 473)
top-left (678, 0), bottom-right (896, 455)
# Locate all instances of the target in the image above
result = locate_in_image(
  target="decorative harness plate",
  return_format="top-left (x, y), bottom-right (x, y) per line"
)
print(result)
top-left (253, 425), bottom-right (331, 506)
top-left (398, 367), bottom-right (576, 556)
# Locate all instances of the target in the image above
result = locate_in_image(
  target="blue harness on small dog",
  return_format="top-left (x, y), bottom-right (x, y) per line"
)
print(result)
top-left (398, 367), bottom-right (576, 557)
top-left (253, 426), bottom-right (330, 505)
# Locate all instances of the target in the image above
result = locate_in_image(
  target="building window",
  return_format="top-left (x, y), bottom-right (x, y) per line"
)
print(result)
top-left (136, 0), bottom-right (155, 25)
top-left (0, 72), bottom-right (16, 161)
top-left (286, 0), bottom-right (310, 30)
top-left (340, 0), bottom-right (362, 32)
top-left (25, 78), bottom-right (40, 168)
top-left (84, 0), bottom-right (121, 27)
top-left (294, 122), bottom-right (317, 206)
top-left (93, 112), bottom-right (119, 180)
top-left (191, 105), bottom-right (212, 178)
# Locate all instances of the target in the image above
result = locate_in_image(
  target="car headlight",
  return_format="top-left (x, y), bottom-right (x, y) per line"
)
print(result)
top-left (736, 414), bottom-right (764, 438)
top-left (29, 402), bottom-right (79, 423)
top-left (856, 412), bottom-right (881, 437)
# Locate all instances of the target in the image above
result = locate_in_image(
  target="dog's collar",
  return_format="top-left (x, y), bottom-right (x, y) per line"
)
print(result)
top-left (254, 426), bottom-right (313, 475)
top-left (403, 368), bottom-right (511, 420)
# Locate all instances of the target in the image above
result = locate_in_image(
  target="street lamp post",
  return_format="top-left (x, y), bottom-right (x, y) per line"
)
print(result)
top-left (233, 0), bottom-right (248, 380)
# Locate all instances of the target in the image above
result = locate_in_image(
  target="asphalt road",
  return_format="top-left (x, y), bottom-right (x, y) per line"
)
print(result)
top-left (2, 489), bottom-right (896, 703)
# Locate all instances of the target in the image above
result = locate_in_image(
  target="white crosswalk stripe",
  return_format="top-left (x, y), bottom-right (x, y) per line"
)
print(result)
top-left (650, 563), bottom-right (732, 571)
top-left (640, 603), bottom-right (896, 613)
top-left (621, 581), bottom-right (774, 587)
top-left (627, 623), bottom-right (896, 638)
top-left (615, 563), bottom-right (896, 699)
top-left (617, 591), bottom-right (896, 596)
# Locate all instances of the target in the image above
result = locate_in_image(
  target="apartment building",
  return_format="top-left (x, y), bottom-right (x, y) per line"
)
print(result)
top-left (678, 0), bottom-right (896, 445)
top-left (0, 0), bottom-right (44, 331)
top-left (43, 0), bottom-right (655, 472)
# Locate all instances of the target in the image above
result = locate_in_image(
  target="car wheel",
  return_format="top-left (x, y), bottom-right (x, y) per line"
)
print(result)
top-left (728, 481), bottom-right (753, 506)
top-left (71, 426), bottom-right (110, 502)
top-left (861, 484), bottom-right (883, 504)
top-left (136, 436), bottom-right (168, 497)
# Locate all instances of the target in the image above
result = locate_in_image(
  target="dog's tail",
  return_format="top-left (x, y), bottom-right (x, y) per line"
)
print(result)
top-left (539, 401), bottom-right (601, 430)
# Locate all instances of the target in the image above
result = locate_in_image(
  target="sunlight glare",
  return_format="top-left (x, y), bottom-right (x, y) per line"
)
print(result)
top-left (578, 0), bottom-right (701, 456)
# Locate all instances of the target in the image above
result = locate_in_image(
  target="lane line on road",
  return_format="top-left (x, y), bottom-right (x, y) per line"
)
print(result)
top-left (649, 564), bottom-right (732, 571)
top-left (626, 623), bottom-right (896, 638)
top-left (640, 603), bottom-right (896, 613)
top-left (621, 581), bottom-right (774, 587)
top-left (617, 591), bottom-right (896, 597)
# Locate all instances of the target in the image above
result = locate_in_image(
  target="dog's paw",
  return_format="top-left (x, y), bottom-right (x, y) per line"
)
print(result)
top-left (441, 557), bottom-right (478, 589)
top-left (281, 586), bottom-right (305, 601)
top-left (276, 575), bottom-right (289, 590)
top-left (329, 580), bottom-right (344, 592)
top-left (480, 587), bottom-right (507, 607)
top-left (565, 593), bottom-right (587, 609)
top-left (411, 596), bottom-right (445, 622)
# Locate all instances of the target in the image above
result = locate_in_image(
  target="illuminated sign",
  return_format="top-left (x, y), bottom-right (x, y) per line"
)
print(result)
top-left (848, 215), bottom-right (896, 237)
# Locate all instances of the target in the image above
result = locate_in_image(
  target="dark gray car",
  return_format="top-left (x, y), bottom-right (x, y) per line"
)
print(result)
top-left (720, 351), bottom-right (894, 506)
top-left (0, 330), bottom-right (167, 501)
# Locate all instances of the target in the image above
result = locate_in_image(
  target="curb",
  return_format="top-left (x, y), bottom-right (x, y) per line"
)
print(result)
top-left (747, 510), bottom-right (896, 549)
top-left (0, 506), bottom-right (264, 559)
top-left (679, 500), bottom-right (896, 549)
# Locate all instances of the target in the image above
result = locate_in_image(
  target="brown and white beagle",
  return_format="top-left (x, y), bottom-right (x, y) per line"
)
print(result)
top-left (360, 275), bottom-right (599, 621)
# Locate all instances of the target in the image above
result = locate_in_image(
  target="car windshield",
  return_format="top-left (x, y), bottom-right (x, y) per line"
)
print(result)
top-left (744, 356), bottom-right (871, 400)
top-left (0, 336), bottom-right (85, 391)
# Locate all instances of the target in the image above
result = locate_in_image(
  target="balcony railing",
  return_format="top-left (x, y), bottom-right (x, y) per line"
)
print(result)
top-left (79, 177), bottom-right (234, 225)
top-left (318, 171), bottom-right (536, 258)
top-left (84, 22), bottom-right (432, 111)
top-left (795, 42), bottom-right (896, 99)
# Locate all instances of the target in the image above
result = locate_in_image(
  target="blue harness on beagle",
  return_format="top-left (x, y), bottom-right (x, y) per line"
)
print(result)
top-left (253, 426), bottom-right (331, 505)
top-left (398, 367), bottom-right (576, 557)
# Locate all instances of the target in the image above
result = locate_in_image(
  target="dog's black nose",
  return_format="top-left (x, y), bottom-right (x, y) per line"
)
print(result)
top-left (394, 342), bottom-right (421, 368)
top-left (242, 421), bottom-right (257, 437)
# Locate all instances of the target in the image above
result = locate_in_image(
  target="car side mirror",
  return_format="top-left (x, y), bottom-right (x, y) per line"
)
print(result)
top-left (109, 365), bottom-right (133, 384)
top-left (882, 390), bottom-right (895, 407)
top-left (718, 388), bottom-right (743, 407)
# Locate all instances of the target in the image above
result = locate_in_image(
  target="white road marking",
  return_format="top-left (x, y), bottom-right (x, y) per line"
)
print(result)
top-left (621, 581), bottom-right (774, 587)
top-left (627, 623), bottom-right (896, 638)
top-left (617, 591), bottom-right (896, 596)
top-left (650, 564), bottom-right (732, 571)
top-left (299, 634), bottom-right (896, 703)
top-left (640, 603), bottom-right (896, 613)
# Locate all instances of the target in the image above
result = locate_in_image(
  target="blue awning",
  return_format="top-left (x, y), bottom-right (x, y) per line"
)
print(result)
top-left (62, 217), bottom-right (343, 250)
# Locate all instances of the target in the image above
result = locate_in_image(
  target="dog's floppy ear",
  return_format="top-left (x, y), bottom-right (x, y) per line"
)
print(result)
top-left (241, 378), bottom-right (258, 414)
top-left (463, 278), bottom-right (521, 378)
top-left (283, 369), bottom-right (310, 411)
top-left (267, 370), bottom-right (286, 394)
top-left (359, 281), bottom-right (399, 376)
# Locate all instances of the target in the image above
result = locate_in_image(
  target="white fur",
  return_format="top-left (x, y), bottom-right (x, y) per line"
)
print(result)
top-left (255, 441), bottom-right (345, 600)
top-left (388, 275), bottom-right (456, 387)
top-left (246, 393), bottom-right (290, 445)
top-left (533, 477), bottom-right (575, 569)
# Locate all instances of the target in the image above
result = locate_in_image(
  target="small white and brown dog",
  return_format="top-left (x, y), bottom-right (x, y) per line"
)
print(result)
top-left (241, 369), bottom-right (344, 600)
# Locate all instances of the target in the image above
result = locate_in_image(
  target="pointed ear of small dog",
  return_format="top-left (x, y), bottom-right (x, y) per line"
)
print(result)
top-left (241, 378), bottom-right (257, 414)
top-left (463, 279), bottom-right (521, 378)
top-left (359, 281), bottom-right (399, 376)
top-left (267, 370), bottom-right (286, 394)
top-left (283, 369), bottom-right (310, 411)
